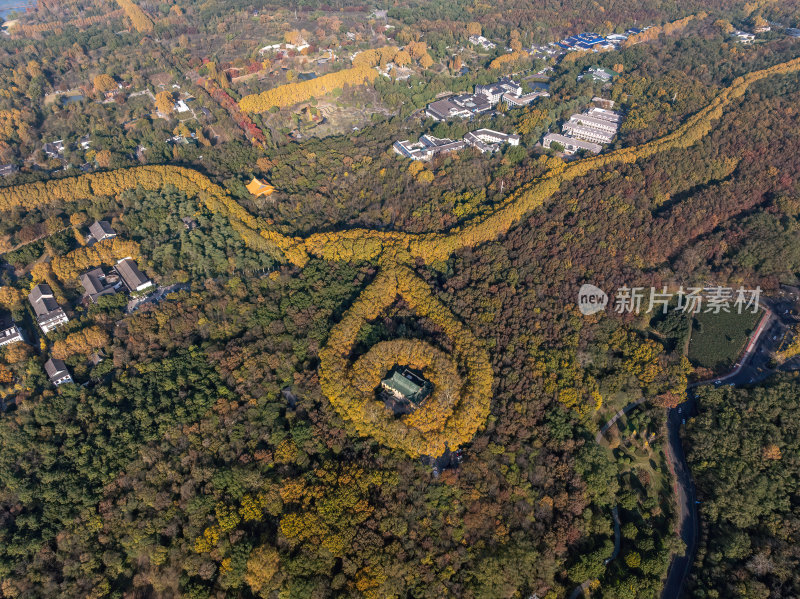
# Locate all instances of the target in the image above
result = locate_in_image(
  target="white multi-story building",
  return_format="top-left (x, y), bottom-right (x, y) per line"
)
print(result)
top-left (393, 136), bottom-right (466, 161)
top-left (587, 107), bottom-right (622, 123)
top-left (502, 90), bottom-right (549, 107)
top-left (44, 358), bottom-right (73, 386)
top-left (561, 110), bottom-right (621, 144)
top-left (0, 314), bottom-right (23, 347)
top-left (394, 129), bottom-right (518, 160)
top-left (464, 129), bottom-right (521, 153)
top-left (566, 114), bottom-right (618, 135)
top-left (562, 122), bottom-right (614, 144)
top-left (542, 133), bottom-right (602, 155)
top-left (475, 77), bottom-right (523, 105)
top-left (468, 35), bottom-right (496, 50)
top-left (426, 98), bottom-right (473, 121)
top-left (28, 284), bottom-right (69, 334)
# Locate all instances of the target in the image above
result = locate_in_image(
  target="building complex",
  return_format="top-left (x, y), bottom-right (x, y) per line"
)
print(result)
top-left (542, 105), bottom-right (623, 155)
top-left (426, 77), bottom-right (549, 122)
top-left (394, 129), bottom-right (519, 161)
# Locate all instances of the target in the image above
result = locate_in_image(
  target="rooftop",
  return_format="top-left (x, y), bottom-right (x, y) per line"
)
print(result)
top-left (381, 368), bottom-right (431, 404)
top-left (29, 284), bottom-right (61, 317)
top-left (246, 177), bottom-right (275, 197)
top-left (116, 258), bottom-right (152, 292)
top-left (89, 220), bottom-right (116, 241)
top-left (44, 358), bottom-right (68, 379)
top-left (0, 313), bottom-right (15, 330)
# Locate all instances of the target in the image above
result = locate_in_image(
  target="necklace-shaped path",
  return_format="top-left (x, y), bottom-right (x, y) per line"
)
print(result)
top-left (4, 57), bottom-right (799, 456)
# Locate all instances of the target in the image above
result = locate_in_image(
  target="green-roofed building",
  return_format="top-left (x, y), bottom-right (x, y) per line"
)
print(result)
top-left (381, 368), bottom-right (431, 405)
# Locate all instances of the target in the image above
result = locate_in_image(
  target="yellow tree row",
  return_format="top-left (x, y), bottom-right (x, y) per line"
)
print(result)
top-left (0, 165), bottom-right (305, 265)
top-left (259, 55), bottom-right (800, 268)
top-left (623, 13), bottom-right (708, 47)
top-left (238, 66), bottom-right (378, 113)
top-left (13, 10), bottom-right (125, 35)
top-left (51, 238), bottom-right (142, 281)
top-left (114, 0), bottom-right (153, 33)
top-left (1, 56), bottom-right (798, 281)
top-left (318, 265), bottom-right (493, 457)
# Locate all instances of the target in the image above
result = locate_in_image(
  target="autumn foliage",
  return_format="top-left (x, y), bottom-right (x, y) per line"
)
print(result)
top-left (3, 56), bottom-right (800, 458)
top-left (318, 266), bottom-right (492, 457)
top-left (51, 326), bottom-right (110, 360)
top-left (93, 74), bottom-right (117, 93)
top-left (351, 46), bottom-right (399, 68)
top-left (115, 0), bottom-right (153, 33)
top-left (50, 237), bottom-right (142, 281)
top-left (489, 51), bottom-right (530, 71)
top-left (623, 13), bottom-right (707, 47)
top-left (238, 66), bottom-right (378, 113)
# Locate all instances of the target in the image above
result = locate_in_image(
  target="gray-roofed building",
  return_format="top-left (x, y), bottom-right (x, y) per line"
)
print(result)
top-left (88, 220), bottom-right (116, 243)
top-left (587, 106), bottom-right (622, 122)
top-left (464, 129), bottom-right (520, 153)
top-left (542, 132), bottom-right (602, 155)
top-left (502, 90), bottom-right (548, 107)
top-left (43, 140), bottom-right (65, 159)
top-left (0, 314), bottom-right (23, 347)
top-left (452, 92), bottom-right (492, 114)
top-left (567, 112), bottom-right (619, 133)
top-left (578, 66), bottom-right (619, 82)
top-left (28, 284), bottom-right (69, 334)
top-left (44, 358), bottom-right (73, 386)
top-left (561, 110), bottom-right (620, 144)
top-left (475, 77), bottom-right (522, 104)
top-left (115, 258), bottom-right (153, 293)
top-left (0, 164), bottom-right (19, 177)
top-left (393, 135), bottom-right (467, 161)
top-left (80, 267), bottom-right (117, 302)
top-left (395, 129), bottom-right (517, 160)
top-left (426, 98), bottom-right (472, 121)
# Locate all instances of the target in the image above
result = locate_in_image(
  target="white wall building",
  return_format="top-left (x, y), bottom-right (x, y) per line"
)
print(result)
top-left (0, 315), bottom-right (23, 347)
top-left (542, 133), bottom-right (602, 155)
top-left (28, 284), bottom-right (69, 334)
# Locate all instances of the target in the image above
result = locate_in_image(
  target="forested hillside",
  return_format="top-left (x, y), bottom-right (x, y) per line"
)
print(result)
top-left (1, 1), bottom-right (800, 597)
top-left (686, 378), bottom-right (800, 598)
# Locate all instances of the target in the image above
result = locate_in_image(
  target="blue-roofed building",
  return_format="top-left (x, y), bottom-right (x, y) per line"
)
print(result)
top-left (559, 32), bottom-right (612, 51)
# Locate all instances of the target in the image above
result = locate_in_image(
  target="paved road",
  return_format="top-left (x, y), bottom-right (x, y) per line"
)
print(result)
top-left (660, 405), bottom-right (699, 599)
top-left (605, 506), bottom-right (621, 565)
